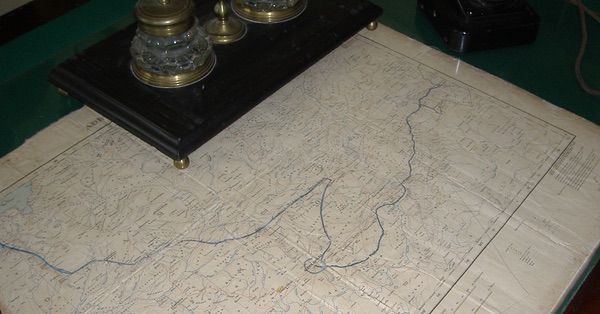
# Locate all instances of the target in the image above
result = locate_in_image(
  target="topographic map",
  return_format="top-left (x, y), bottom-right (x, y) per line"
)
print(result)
top-left (1, 26), bottom-right (598, 314)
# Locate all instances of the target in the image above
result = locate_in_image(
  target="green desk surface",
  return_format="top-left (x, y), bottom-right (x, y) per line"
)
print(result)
top-left (1, 0), bottom-right (599, 158)
top-left (372, 0), bottom-right (600, 124)
top-left (0, 0), bottom-right (137, 157)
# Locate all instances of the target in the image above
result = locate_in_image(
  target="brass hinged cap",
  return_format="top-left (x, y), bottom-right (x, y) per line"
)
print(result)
top-left (135, 0), bottom-right (195, 37)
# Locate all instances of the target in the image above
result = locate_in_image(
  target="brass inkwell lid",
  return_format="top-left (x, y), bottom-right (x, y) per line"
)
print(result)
top-left (135, 0), bottom-right (195, 37)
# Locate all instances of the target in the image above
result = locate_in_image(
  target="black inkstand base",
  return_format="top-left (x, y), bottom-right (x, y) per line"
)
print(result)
top-left (418, 0), bottom-right (540, 52)
top-left (49, 0), bottom-right (382, 168)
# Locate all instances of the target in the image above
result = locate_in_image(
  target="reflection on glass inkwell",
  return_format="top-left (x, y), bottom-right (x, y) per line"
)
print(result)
top-left (130, 0), bottom-right (216, 88)
top-left (232, 0), bottom-right (307, 23)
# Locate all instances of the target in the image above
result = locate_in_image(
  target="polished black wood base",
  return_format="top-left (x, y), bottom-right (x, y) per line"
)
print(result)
top-left (49, 0), bottom-right (382, 161)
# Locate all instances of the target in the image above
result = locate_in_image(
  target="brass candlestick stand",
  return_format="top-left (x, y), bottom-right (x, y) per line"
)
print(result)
top-left (204, 0), bottom-right (247, 43)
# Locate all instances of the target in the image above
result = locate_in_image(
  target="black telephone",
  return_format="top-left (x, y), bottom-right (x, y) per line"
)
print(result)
top-left (418, 0), bottom-right (540, 52)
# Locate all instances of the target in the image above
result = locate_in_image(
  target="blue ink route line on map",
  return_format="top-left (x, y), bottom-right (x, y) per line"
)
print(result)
top-left (0, 83), bottom-right (442, 276)
top-left (0, 178), bottom-right (331, 275)
top-left (0, 241), bottom-right (139, 275)
top-left (308, 83), bottom-right (443, 273)
top-left (179, 177), bottom-right (333, 245)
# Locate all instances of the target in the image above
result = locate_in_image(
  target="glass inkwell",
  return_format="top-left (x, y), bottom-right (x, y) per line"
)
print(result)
top-left (232, 0), bottom-right (308, 23)
top-left (130, 0), bottom-right (216, 88)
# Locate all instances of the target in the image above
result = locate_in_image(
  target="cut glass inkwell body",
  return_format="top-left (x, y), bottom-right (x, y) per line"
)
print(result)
top-left (130, 0), bottom-right (216, 88)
